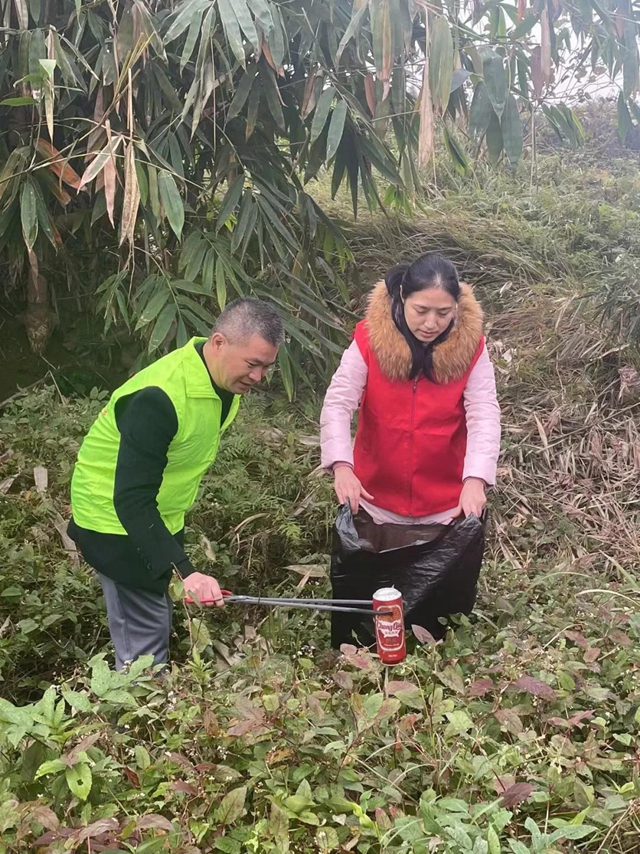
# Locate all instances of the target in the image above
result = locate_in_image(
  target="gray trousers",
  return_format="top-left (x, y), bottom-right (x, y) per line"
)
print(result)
top-left (98, 574), bottom-right (173, 670)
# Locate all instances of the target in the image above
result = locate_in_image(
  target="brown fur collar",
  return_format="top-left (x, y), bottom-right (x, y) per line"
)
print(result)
top-left (365, 281), bottom-right (483, 383)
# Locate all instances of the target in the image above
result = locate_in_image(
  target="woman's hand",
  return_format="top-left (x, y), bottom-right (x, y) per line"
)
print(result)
top-left (453, 478), bottom-right (487, 518)
top-left (333, 464), bottom-right (374, 514)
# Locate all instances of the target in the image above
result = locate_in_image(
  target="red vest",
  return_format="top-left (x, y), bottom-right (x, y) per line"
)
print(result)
top-left (353, 320), bottom-right (484, 516)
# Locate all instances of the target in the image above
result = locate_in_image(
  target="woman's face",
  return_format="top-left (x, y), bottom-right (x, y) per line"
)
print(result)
top-left (403, 286), bottom-right (457, 343)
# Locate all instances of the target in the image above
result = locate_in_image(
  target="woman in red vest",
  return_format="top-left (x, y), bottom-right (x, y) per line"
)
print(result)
top-left (320, 253), bottom-right (500, 524)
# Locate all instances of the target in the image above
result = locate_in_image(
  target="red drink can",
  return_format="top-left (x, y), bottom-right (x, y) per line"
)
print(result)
top-left (373, 587), bottom-right (406, 664)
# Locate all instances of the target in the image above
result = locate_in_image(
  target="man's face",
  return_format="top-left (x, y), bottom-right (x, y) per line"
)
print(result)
top-left (209, 333), bottom-right (278, 394)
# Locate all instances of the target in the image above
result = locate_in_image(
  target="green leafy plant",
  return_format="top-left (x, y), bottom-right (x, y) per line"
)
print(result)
top-left (1, 0), bottom-right (636, 373)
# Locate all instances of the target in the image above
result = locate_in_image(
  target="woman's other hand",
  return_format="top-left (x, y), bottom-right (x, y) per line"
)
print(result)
top-left (333, 464), bottom-right (374, 514)
top-left (453, 477), bottom-right (487, 518)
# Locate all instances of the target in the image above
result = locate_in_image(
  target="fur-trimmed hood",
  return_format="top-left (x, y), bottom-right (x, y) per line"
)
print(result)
top-left (365, 281), bottom-right (484, 383)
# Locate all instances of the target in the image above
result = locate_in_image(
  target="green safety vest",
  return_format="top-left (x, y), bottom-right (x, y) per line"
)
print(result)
top-left (71, 338), bottom-right (240, 535)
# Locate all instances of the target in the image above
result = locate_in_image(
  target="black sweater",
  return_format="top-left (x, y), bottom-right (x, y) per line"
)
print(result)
top-left (68, 344), bottom-right (233, 592)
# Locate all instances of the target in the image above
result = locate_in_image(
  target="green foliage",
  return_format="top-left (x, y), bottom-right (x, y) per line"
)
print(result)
top-left (1, 562), bottom-right (640, 852)
top-left (0, 0), bottom-right (635, 370)
top-left (0, 387), bottom-right (333, 697)
top-left (0, 135), bottom-right (639, 851)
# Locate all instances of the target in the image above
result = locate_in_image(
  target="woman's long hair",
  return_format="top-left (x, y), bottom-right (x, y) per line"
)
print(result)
top-left (385, 253), bottom-right (461, 381)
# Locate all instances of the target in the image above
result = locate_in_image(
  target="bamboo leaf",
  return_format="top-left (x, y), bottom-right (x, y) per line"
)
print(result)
top-left (180, 15), bottom-right (202, 72)
top-left (358, 135), bottom-right (401, 184)
top-left (485, 110), bottom-right (503, 163)
top-left (36, 140), bottom-right (82, 190)
top-left (176, 294), bottom-right (216, 325)
top-left (371, 0), bottom-right (393, 100)
top-left (469, 80), bottom-right (494, 139)
top-left (331, 144), bottom-right (347, 198)
top-left (429, 15), bottom-right (454, 114)
top-left (516, 55), bottom-right (529, 99)
top-left (119, 142), bottom-right (140, 247)
top-left (617, 91), bottom-right (634, 143)
top-left (201, 247), bottom-right (215, 291)
top-left (542, 104), bottom-right (564, 143)
top-left (38, 58), bottom-right (55, 78)
top-left (364, 72), bottom-right (376, 115)
top-left (623, 21), bottom-right (639, 97)
top-left (262, 65), bottom-right (285, 131)
top-left (79, 137), bottom-right (122, 190)
top-left (216, 257), bottom-right (227, 309)
top-left (132, 0), bottom-right (166, 58)
top-left (176, 317), bottom-right (189, 348)
top-left (301, 73), bottom-right (319, 119)
top-left (227, 65), bottom-right (256, 121)
top-left (39, 169), bottom-right (72, 206)
top-left (557, 104), bottom-right (585, 146)
top-left (336, 0), bottom-right (370, 68)
top-left (183, 235), bottom-right (208, 281)
top-left (153, 64), bottom-right (183, 111)
top-left (179, 231), bottom-right (202, 272)
top-left (246, 0), bottom-right (273, 33)
top-left (158, 169), bottom-right (184, 239)
top-left (32, 178), bottom-right (61, 247)
top-left (482, 50), bottom-right (508, 118)
top-left (540, 6), bottom-right (551, 85)
top-left (256, 195), bottom-right (297, 249)
top-left (442, 126), bottom-right (470, 174)
top-left (501, 93), bottom-right (523, 167)
top-left (1, 97), bottom-right (37, 106)
top-left (278, 344), bottom-right (294, 401)
top-left (135, 161), bottom-right (148, 207)
top-left (13, 0), bottom-right (29, 29)
top-left (267, 4), bottom-right (285, 70)
top-left (149, 302), bottom-right (177, 352)
top-left (217, 174), bottom-right (245, 232)
top-left (232, 0), bottom-right (259, 51)
top-left (41, 77), bottom-right (55, 142)
top-left (418, 9), bottom-right (434, 168)
top-left (104, 145), bottom-right (117, 228)
top-left (173, 279), bottom-right (209, 295)
top-left (180, 308), bottom-right (212, 337)
top-left (326, 100), bottom-right (348, 162)
top-left (147, 164), bottom-right (160, 221)
top-left (450, 69), bottom-right (470, 93)
top-left (231, 189), bottom-right (256, 252)
top-left (511, 13), bottom-right (538, 40)
top-left (91, 193), bottom-right (107, 226)
top-left (219, 0), bottom-right (245, 65)
top-left (164, 0), bottom-right (209, 43)
top-left (137, 286), bottom-right (170, 326)
top-left (246, 79), bottom-right (261, 139)
top-left (310, 86), bottom-right (335, 144)
top-left (20, 180), bottom-right (38, 251)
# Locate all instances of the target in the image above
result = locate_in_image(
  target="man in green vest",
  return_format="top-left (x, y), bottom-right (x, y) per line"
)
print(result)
top-left (68, 297), bottom-right (284, 670)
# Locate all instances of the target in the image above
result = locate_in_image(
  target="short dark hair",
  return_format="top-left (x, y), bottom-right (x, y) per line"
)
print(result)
top-left (213, 297), bottom-right (284, 347)
top-left (385, 253), bottom-right (460, 381)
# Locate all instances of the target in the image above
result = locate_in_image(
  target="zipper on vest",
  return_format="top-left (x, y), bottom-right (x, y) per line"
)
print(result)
top-left (409, 378), bottom-right (418, 512)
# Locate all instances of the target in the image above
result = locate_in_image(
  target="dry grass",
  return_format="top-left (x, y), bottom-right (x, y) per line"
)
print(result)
top-left (333, 189), bottom-right (640, 578)
top-left (489, 294), bottom-right (640, 572)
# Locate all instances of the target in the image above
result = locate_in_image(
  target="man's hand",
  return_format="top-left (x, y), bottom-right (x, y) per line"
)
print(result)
top-left (452, 478), bottom-right (487, 518)
top-left (334, 464), bottom-right (374, 514)
top-left (183, 571), bottom-right (225, 607)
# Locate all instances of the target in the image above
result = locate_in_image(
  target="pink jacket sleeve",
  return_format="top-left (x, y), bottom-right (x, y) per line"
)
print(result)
top-left (320, 341), bottom-right (368, 470)
top-left (462, 344), bottom-right (501, 485)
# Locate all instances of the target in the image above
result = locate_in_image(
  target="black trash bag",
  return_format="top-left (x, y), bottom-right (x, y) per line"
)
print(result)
top-left (330, 505), bottom-right (486, 648)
